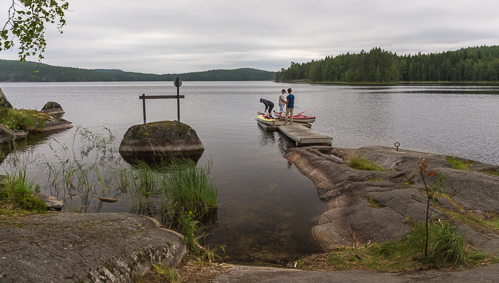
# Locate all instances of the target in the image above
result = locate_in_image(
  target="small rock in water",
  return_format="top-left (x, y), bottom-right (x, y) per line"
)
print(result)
top-left (36, 194), bottom-right (64, 210)
top-left (98, 197), bottom-right (118, 203)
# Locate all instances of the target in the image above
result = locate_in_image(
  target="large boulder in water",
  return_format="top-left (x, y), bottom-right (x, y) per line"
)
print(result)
top-left (40, 101), bottom-right (65, 115)
top-left (0, 87), bottom-right (13, 108)
top-left (119, 121), bottom-right (205, 164)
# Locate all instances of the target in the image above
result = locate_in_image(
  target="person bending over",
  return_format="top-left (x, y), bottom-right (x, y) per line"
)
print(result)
top-left (260, 98), bottom-right (274, 118)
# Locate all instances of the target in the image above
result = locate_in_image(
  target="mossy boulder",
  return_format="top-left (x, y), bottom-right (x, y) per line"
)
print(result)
top-left (119, 121), bottom-right (205, 164)
top-left (40, 101), bottom-right (65, 115)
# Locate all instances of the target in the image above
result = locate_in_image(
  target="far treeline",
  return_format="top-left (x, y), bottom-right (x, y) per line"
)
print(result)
top-left (276, 45), bottom-right (499, 83)
top-left (0, 60), bottom-right (276, 82)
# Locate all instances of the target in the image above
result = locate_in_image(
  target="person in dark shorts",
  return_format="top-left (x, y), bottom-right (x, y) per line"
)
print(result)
top-left (260, 98), bottom-right (274, 118)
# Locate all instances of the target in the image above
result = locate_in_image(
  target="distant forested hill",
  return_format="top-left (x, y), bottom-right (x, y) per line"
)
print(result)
top-left (276, 45), bottom-right (499, 83)
top-left (0, 60), bottom-right (276, 82)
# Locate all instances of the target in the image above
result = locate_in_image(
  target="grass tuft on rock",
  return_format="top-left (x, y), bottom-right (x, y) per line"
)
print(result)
top-left (0, 108), bottom-right (52, 132)
top-left (446, 156), bottom-right (470, 170)
top-left (348, 155), bottom-right (388, 171)
top-left (484, 170), bottom-right (499, 177)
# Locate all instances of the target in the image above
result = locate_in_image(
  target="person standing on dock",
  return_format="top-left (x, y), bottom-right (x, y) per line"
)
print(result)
top-left (284, 88), bottom-right (295, 125)
top-left (279, 89), bottom-right (287, 113)
top-left (260, 98), bottom-right (274, 118)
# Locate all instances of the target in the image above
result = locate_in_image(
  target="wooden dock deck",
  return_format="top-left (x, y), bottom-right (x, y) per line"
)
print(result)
top-left (278, 124), bottom-right (332, 146)
top-left (256, 119), bottom-right (311, 131)
top-left (256, 120), bottom-right (332, 146)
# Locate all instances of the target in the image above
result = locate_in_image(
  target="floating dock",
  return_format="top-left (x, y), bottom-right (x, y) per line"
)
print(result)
top-left (256, 120), bottom-right (332, 146)
top-left (256, 119), bottom-right (311, 131)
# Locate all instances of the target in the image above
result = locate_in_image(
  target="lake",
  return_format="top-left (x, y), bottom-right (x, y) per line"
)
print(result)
top-left (1, 81), bottom-right (499, 265)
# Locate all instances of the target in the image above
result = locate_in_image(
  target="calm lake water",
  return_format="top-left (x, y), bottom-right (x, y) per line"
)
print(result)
top-left (1, 81), bottom-right (499, 264)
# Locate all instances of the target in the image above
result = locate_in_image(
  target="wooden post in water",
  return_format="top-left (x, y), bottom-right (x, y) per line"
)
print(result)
top-left (174, 77), bottom-right (182, 122)
top-left (142, 94), bottom-right (146, 125)
top-left (139, 79), bottom-right (184, 125)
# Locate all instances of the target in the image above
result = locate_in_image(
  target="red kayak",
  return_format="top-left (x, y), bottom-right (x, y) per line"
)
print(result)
top-left (274, 111), bottom-right (316, 123)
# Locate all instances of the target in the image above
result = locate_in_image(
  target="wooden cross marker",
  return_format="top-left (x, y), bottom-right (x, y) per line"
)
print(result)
top-left (139, 77), bottom-right (184, 125)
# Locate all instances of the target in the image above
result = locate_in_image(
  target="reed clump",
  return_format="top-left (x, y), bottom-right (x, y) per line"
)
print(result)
top-left (126, 160), bottom-right (218, 228)
top-left (0, 169), bottom-right (47, 217)
top-left (1, 126), bottom-right (218, 242)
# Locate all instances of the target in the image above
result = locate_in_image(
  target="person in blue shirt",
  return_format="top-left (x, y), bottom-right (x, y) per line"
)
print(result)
top-left (284, 88), bottom-right (295, 125)
top-left (260, 98), bottom-right (274, 118)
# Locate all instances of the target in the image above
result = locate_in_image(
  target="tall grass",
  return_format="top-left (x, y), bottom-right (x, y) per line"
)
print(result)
top-left (408, 220), bottom-right (466, 266)
top-left (0, 168), bottom-right (46, 213)
top-left (125, 160), bottom-right (218, 227)
top-left (1, 126), bottom-right (218, 233)
top-left (313, 219), bottom-right (486, 272)
top-left (161, 166), bottom-right (218, 223)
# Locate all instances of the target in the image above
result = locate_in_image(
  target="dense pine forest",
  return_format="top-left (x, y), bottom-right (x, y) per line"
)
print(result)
top-left (276, 46), bottom-right (499, 83)
top-left (0, 60), bottom-right (275, 82)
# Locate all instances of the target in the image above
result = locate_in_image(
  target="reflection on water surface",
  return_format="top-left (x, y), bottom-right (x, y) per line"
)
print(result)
top-left (2, 81), bottom-right (499, 264)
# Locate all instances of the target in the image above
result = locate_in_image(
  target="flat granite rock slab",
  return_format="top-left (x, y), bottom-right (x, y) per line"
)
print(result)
top-left (213, 264), bottom-right (499, 283)
top-left (0, 213), bottom-right (186, 283)
top-left (286, 146), bottom-right (499, 252)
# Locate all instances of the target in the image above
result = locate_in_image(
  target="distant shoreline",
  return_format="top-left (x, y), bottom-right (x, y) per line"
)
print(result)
top-left (276, 80), bottom-right (499, 86)
top-left (0, 59), bottom-right (276, 82)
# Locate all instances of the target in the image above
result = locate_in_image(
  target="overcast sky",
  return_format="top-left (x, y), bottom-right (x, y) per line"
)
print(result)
top-left (1, 0), bottom-right (499, 74)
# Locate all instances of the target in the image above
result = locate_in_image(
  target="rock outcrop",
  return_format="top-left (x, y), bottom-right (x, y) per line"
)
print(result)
top-left (119, 121), bottom-right (205, 164)
top-left (0, 213), bottom-right (187, 282)
top-left (40, 101), bottom-right (65, 115)
top-left (0, 125), bottom-right (17, 144)
top-left (41, 117), bottom-right (73, 133)
top-left (36, 193), bottom-right (64, 210)
top-left (0, 87), bottom-right (13, 108)
top-left (285, 146), bottom-right (499, 255)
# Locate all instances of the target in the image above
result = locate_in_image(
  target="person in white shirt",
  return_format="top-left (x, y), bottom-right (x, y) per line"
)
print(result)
top-left (278, 89), bottom-right (287, 120)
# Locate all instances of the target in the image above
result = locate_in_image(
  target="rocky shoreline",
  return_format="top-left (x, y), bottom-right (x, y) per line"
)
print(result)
top-left (285, 146), bottom-right (499, 256)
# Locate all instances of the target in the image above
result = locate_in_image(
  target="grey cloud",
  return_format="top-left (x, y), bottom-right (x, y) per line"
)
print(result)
top-left (1, 0), bottom-right (499, 73)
